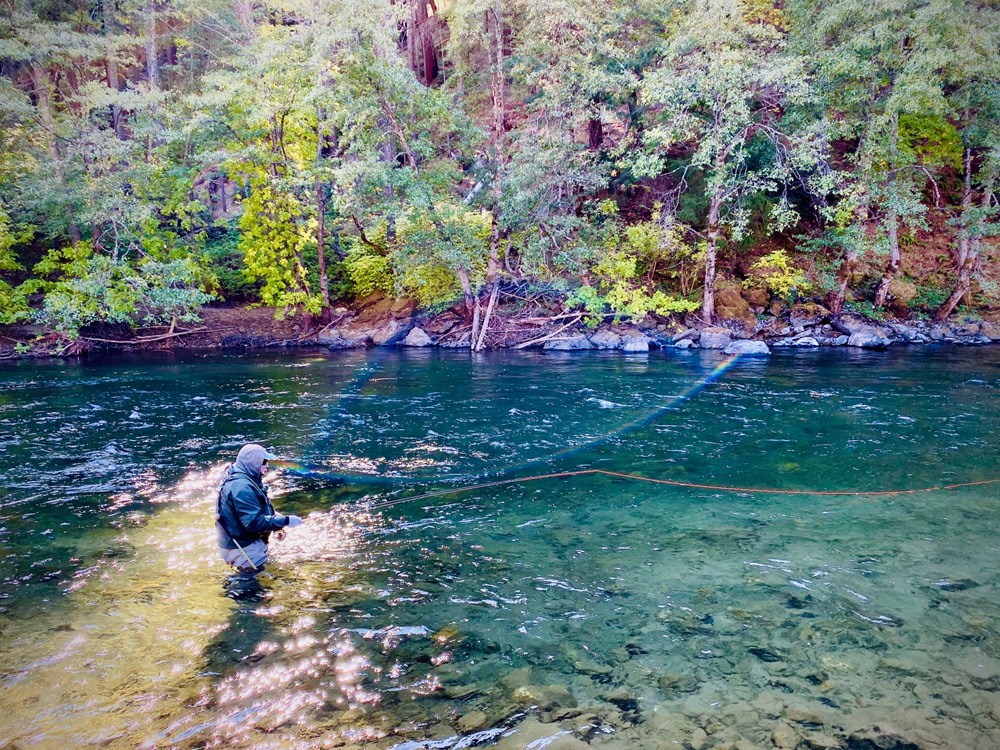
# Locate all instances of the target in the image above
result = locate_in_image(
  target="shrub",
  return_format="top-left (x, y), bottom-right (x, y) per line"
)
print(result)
top-left (344, 250), bottom-right (395, 298)
top-left (202, 228), bottom-right (259, 302)
top-left (397, 262), bottom-right (461, 309)
top-left (31, 245), bottom-right (214, 335)
top-left (744, 249), bottom-right (811, 301)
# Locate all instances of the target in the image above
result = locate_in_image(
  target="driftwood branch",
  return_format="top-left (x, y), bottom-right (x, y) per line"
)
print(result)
top-left (514, 315), bottom-right (584, 349)
top-left (474, 286), bottom-right (499, 351)
top-left (81, 326), bottom-right (233, 344)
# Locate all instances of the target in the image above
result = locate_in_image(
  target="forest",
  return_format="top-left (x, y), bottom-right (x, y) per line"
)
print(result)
top-left (0, 0), bottom-right (998, 341)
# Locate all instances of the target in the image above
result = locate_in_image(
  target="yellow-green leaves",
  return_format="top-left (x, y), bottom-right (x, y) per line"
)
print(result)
top-left (745, 249), bottom-right (812, 301)
top-left (237, 182), bottom-right (319, 316)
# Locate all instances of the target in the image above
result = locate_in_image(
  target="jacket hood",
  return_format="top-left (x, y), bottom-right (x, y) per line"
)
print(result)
top-left (234, 444), bottom-right (277, 476)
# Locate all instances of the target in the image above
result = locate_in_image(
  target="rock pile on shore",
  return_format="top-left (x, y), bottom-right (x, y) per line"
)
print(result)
top-left (316, 295), bottom-right (1000, 355)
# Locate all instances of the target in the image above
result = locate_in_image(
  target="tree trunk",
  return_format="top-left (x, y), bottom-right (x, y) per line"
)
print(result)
top-left (828, 247), bottom-right (856, 316)
top-left (935, 150), bottom-right (993, 321)
top-left (701, 190), bottom-right (722, 324)
top-left (474, 284), bottom-right (499, 351)
top-left (588, 116), bottom-right (603, 150)
top-left (872, 114), bottom-right (900, 309)
top-left (316, 183), bottom-right (329, 308)
top-left (218, 174), bottom-right (227, 214)
top-left (829, 187), bottom-right (871, 315)
top-left (457, 266), bottom-right (475, 320)
top-left (232, 0), bottom-right (256, 40)
top-left (145, 2), bottom-right (159, 87)
top-left (486, 2), bottom-right (505, 285)
top-left (872, 214), bottom-right (899, 309)
top-left (407, 0), bottom-right (438, 85)
top-left (315, 104), bottom-right (333, 309)
top-left (102, 0), bottom-right (125, 140)
top-left (406, 7), bottom-right (418, 75)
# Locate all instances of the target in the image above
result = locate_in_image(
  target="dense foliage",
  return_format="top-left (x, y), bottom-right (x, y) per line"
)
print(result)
top-left (0, 0), bottom-right (998, 335)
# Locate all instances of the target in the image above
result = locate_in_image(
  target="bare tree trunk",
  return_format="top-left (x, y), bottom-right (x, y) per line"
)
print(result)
top-left (701, 190), bottom-right (722, 324)
top-left (144, 1), bottom-right (160, 162)
top-left (145, 2), bottom-right (159, 87)
top-left (935, 151), bottom-right (994, 321)
top-left (829, 248), bottom-right (856, 315)
top-left (315, 103), bottom-right (333, 309)
top-left (486, 2), bottom-right (505, 284)
top-left (316, 183), bottom-right (329, 307)
top-left (102, 0), bottom-right (125, 139)
top-left (457, 266), bottom-right (475, 321)
top-left (829, 187), bottom-right (871, 315)
top-left (220, 174), bottom-right (229, 213)
top-left (406, 7), bottom-right (418, 75)
top-left (588, 116), bottom-right (603, 150)
top-left (872, 214), bottom-right (899, 309)
top-left (474, 285), bottom-right (498, 351)
top-left (407, 0), bottom-right (438, 85)
top-left (873, 114), bottom-right (900, 309)
top-left (232, 0), bottom-right (256, 40)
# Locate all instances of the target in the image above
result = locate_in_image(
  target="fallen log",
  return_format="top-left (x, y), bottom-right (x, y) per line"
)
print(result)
top-left (81, 327), bottom-right (234, 344)
top-left (513, 315), bottom-right (584, 350)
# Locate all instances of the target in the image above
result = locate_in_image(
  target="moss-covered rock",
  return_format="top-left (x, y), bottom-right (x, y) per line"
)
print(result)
top-left (790, 303), bottom-right (830, 321)
top-left (742, 285), bottom-right (771, 309)
top-left (715, 286), bottom-right (757, 332)
top-left (888, 278), bottom-right (918, 306)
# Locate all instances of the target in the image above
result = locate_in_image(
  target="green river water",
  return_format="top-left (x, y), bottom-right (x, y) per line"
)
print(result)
top-left (1, 347), bottom-right (999, 750)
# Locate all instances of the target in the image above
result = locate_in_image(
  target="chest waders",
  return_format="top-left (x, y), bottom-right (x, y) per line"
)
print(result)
top-left (216, 468), bottom-right (259, 572)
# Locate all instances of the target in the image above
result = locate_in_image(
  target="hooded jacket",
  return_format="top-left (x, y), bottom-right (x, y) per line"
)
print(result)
top-left (216, 463), bottom-right (289, 549)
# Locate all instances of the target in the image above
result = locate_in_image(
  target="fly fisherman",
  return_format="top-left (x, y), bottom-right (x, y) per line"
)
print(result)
top-left (216, 443), bottom-right (302, 573)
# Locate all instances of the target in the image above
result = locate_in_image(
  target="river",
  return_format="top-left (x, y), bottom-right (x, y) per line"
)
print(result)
top-left (1, 347), bottom-right (999, 749)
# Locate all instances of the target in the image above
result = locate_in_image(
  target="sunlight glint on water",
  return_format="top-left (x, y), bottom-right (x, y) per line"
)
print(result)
top-left (0, 347), bottom-right (999, 749)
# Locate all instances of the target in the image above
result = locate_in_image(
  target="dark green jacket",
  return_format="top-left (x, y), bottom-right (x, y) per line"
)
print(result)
top-left (216, 465), bottom-right (289, 549)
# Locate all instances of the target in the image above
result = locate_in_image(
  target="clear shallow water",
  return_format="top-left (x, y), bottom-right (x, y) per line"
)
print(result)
top-left (1, 347), bottom-right (1000, 749)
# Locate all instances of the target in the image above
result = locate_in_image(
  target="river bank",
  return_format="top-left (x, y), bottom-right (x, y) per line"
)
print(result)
top-left (2, 292), bottom-right (1000, 360)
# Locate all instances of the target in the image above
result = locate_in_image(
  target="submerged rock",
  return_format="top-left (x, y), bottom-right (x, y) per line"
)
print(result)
top-left (658, 673), bottom-right (699, 694)
top-left (512, 684), bottom-right (577, 711)
top-left (932, 578), bottom-right (979, 592)
top-left (322, 332), bottom-right (366, 349)
top-left (749, 647), bottom-right (783, 663)
top-left (457, 710), bottom-right (490, 733)
top-left (970, 675), bottom-right (1000, 691)
top-left (772, 720), bottom-right (800, 749)
top-left (724, 340), bottom-right (770, 356)
top-left (544, 335), bottom-right (593, 351)
top-left (845, 728), bottom-right (920, 750)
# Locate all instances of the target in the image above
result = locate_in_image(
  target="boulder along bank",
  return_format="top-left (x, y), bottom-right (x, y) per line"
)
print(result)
top-left (291, 292), bottom-right (1000, 357)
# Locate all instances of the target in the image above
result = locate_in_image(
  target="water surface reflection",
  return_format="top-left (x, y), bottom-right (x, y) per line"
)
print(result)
top-left (0, 348), bottom-right (998, 749)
